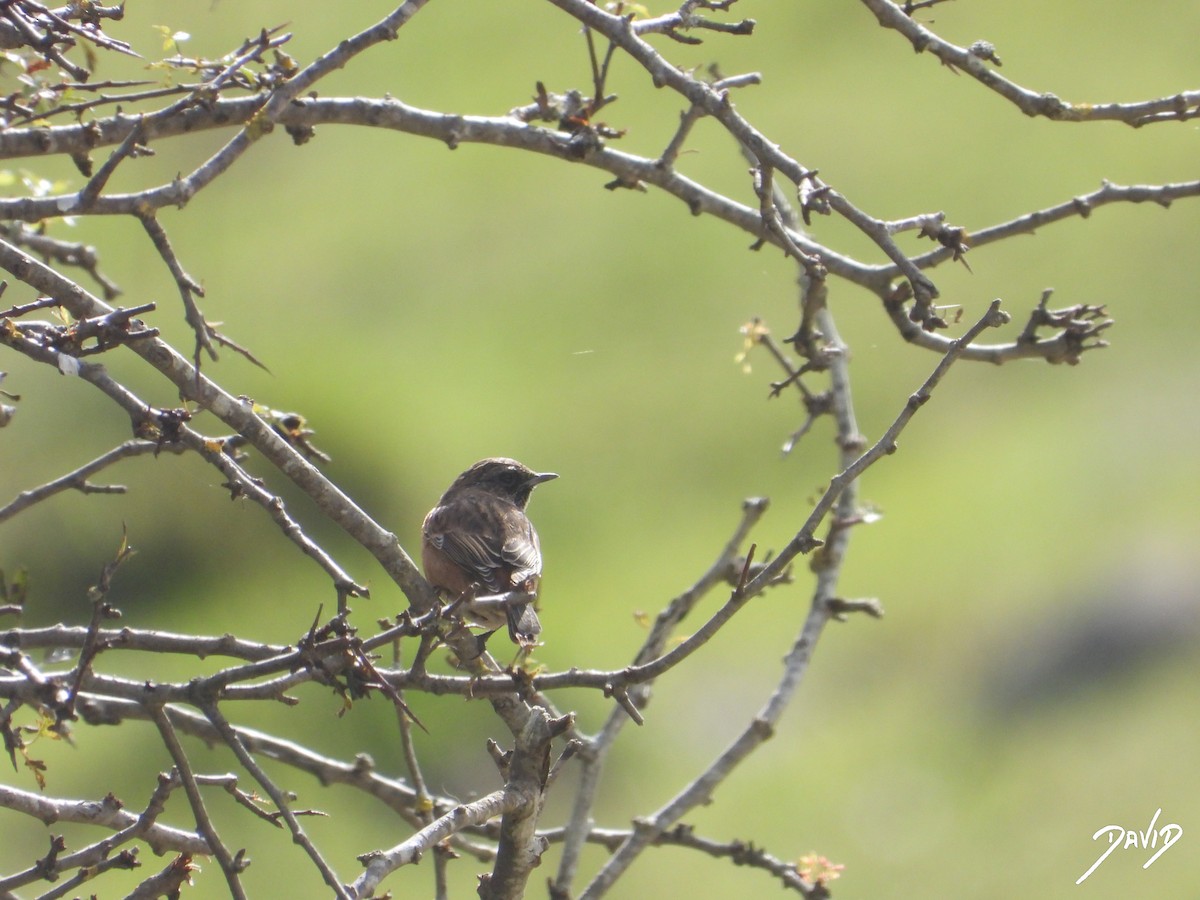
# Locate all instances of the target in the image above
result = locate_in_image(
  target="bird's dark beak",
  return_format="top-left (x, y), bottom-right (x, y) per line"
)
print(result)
top-left (533, 472), bottom-right (558, 485)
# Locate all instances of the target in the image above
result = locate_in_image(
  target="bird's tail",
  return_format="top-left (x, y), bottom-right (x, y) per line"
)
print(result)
top-left (507, 601), bottom-right (542, 647)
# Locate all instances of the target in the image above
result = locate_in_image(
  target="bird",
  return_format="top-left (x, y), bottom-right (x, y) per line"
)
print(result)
top-left (421, 457), bottom-right (557, 647)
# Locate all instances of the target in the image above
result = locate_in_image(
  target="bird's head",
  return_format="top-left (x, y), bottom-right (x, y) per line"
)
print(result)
top-left (449, 457), bottom-right (558, 507)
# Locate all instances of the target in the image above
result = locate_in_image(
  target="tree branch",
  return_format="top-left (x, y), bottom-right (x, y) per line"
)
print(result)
top-left (351, 791), bottom-right (515, 899)
top-left (861, 0), bottom-right (1200, 126)
top-left (0, 440), bottom-right (163, 523)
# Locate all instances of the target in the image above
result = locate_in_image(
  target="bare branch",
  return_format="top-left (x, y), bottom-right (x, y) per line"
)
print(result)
top-left (0, 783), bottom-right (209, 863)
top-left (861, 0), bottom-right (1200, 126)
top-left (554, 497), bottom-right (769, 892)
top-left (135, 211), bottom-right (213, 367)
top-left (0, 223), bottom-right (121, 298)
top-left (548, 823), bottom-right (820, 895)
top-left (122, 854), bottom-right (200, 900)
top-left (146, 705), bottom-right (248, 900)
top-left (0, 5), bottom-right (1191, 897)
top-left (0, 310), bottom-right (368, 602)
top-left (201, 702), bottom-right (350, 899)
top-left (0, 238), bottom-right (436, 613)
top-left (577, 300), bottom-right (1006, 898)
top-left (0, 440), bottom-right (162, 523)
top-left (745, 299), bottom-right (1011, 596)
top-left (351, 792), bottom-right (514, 899)
top-left (0, 92), bottom-right (1188, 360)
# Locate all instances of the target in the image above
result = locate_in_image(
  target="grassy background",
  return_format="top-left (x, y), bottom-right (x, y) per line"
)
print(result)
top-left (1, 1), bottom-right (1198, 897)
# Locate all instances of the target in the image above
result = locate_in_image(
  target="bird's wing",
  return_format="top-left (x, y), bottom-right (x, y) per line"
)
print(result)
top-left (501, 518), bottom-right (543, 589)
top-left (424, 500), bottom-right (544, 594)
top-left (425, 509), bottom-right (507, 593)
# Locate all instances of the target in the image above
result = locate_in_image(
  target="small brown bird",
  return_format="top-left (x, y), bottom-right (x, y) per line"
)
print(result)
top-left (421, 457), bottom-right (557, 646)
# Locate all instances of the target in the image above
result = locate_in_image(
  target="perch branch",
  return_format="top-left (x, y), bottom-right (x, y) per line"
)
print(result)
top-left (861, 0), bottom-right (1200, 126)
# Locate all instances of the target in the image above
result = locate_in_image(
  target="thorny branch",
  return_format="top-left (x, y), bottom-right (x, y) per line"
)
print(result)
top-left (861, 0), bottom-right (1200, 126)
top-left (0, 440), bottom-right (165, 522)
top-left (576, 296), bottom-right (1007, 900)
top-left (351, 791), bottom-right (515, 898)
top-left (0, 0), bottom-right (1194, 897)
top-left (0, 97), bottom-right (1184, 356)
top-left (549, 823), bottom-right (817, 894)
top-left (148, 704), bottom-right (249, 900)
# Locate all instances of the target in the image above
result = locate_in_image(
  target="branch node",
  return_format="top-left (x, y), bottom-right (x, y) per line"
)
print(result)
top-left (825, 596), bottom-right (885, 621)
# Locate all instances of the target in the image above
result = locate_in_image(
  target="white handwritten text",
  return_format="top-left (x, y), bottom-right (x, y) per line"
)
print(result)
top-left (1077, 808), bottom-right (1182, 884)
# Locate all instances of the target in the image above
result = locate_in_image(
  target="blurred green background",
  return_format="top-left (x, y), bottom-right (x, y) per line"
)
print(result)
top-left (1, 1), bottom-right (1197, 897)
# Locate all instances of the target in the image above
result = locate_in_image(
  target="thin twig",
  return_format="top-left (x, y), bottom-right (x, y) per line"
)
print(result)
top-left (351, 791), bottom-right (514, 898)
top-left (578, 299), bottom-right (1007, 899)
top-left (202, 702), bottom-right (351, 900)
top-left (861, 0), bottom-right (1200, 126)
top-left (546, 823), bottom-right (815, 894)
top-left (147, 705), bottom-right (248, 900)
top-left (135, 211), bottom-right (212, 368)
top-left (0, 784), bottom-right (206, 893)
top-left (554, 497), bottom-right (769, 892)
top-left (741, 299), bottom-right (1010, 598)
top-left (0, 237), bottom-right (437, 614)
top-left (0, 316), bottom-right (368, 603)
top-left (0, 440), bottom-right (163, 523)
top-left (74, 117), bottom-right (147, 211)
top-left (0, 88), bottom-right (1187, 358)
